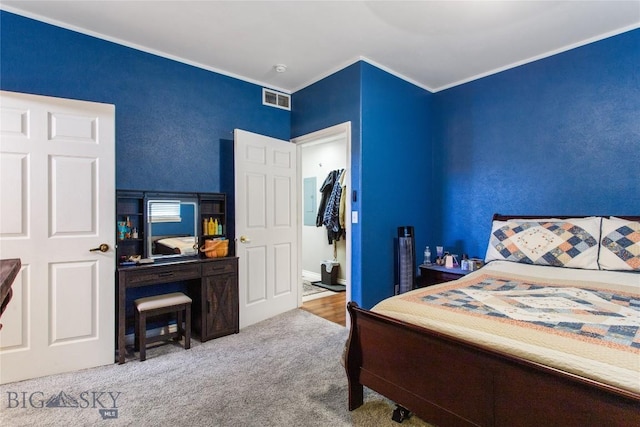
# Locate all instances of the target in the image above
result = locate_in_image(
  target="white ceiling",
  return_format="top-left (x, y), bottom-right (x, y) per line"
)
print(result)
top-left (2, 1), bottom-right (639, 93)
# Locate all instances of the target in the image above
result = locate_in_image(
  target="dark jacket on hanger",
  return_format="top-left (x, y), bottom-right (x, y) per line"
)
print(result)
top-left (317, 169), bottom-right (345, 244)
top-left (316, 170), bottom-right (339, 227)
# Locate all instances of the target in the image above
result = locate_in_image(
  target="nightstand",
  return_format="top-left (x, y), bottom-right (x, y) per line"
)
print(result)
top-left (417, 264), bottom-right (471, 287)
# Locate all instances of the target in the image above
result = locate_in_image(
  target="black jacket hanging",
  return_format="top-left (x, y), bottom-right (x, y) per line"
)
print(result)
top-left (317, 169), bottom-right (345, 244)
top-left (316, 170), bottom-right (338, 227)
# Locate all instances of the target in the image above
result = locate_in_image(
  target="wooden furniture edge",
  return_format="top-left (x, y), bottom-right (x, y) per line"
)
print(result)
top-left (0, 258), bottom-right (21, 329)
top-left (345, 299), bottom-right (640, 426)
top-left (492, 214), bottom-right (640, 221)
top-left (345, 214), bottom-right (640, 424)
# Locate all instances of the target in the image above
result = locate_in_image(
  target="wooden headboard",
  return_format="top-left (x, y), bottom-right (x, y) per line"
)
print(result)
top-left (493, 214), bottom-right (640, 222)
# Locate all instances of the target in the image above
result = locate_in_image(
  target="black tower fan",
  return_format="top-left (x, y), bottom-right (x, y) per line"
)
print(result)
top-left (395, 226), bottom-right (415, 295)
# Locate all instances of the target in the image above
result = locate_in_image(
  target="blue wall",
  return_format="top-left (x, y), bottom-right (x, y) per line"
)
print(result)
top-left (433, 29), bottom-right (640, 259)
top-left (359, 63), bottom-right (432, 308)
top-left (292, 62), bottom-right (433, 309)
top-left (291, 63), bottom-right (364, 304)
top-left (0, 11), bottom-right (290, 194)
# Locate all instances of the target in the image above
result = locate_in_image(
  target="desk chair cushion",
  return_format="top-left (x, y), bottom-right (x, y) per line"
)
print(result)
top-left (135, 292), bottom-right (192, 311)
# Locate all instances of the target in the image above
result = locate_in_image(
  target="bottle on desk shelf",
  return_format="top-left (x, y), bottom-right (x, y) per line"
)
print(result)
top-left (424, 246), bottom-right (431, 265)
top-left (125, 216), bottom-right (132, 238)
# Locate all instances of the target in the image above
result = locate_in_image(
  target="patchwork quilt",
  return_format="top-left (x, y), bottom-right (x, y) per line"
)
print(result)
top-left (408, 275), bottom-right (639, 351)
top-left (373, 261), bottom-right (640, 394)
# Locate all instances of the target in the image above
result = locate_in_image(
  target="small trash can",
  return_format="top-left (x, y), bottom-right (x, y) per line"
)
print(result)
top-left (321, 260), bottom-right (339, 286)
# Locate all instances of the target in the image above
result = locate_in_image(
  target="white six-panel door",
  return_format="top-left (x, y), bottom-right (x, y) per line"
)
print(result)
top-left (0, 90), bottom-right (115, 384)
top-left (234, 129), bottom-right (297, 328)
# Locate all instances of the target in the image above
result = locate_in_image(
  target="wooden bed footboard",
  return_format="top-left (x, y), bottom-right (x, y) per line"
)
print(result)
top-left (345, 302), bottom-right (640, 427)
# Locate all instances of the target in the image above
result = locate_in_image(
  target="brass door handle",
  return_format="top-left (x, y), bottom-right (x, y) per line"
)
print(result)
top-left (239, 236), bottom-right (251, 243)
top-left (89, 243), bottom-right (110, 253)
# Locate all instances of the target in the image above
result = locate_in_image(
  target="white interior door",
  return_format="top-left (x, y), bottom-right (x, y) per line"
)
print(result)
top-left (234, 129), bottom-right (297, 328)
top-left (0, 90), bottom-right (115, 384)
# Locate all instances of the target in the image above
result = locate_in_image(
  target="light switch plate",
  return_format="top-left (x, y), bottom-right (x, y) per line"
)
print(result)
top-left (351, 211), bottom-right (358, 223)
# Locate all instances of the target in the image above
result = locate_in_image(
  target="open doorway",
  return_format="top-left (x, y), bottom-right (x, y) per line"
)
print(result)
top-left (293, 123), bottom-right (351, 325)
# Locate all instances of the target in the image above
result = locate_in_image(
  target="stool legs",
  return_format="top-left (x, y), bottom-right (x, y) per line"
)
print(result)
top-left (184, 304), bottom-right (191, 350)
top-left (134, 309), bottom-right (140, 352)
top-left (135, 303), bottom-right (190, 362)
top-left (139, 311), bottom-right (147, 362)
top-left (176, 310), bottom-right (183, 342)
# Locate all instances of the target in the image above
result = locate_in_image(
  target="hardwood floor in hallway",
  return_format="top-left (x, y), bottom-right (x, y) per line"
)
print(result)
top-left (301, 292), bottom-right (346, 326)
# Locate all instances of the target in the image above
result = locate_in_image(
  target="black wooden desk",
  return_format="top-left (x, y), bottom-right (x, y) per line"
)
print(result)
top-left (117, 257), bottom-right (238, 364)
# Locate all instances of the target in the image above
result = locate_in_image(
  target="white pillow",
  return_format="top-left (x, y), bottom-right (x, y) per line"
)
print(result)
top-left (599, 217), bottom-right (640, 271)
top-left (485, 217), bottom-right (601, 269)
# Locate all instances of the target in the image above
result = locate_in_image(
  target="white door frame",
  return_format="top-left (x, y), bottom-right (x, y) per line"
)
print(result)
top-left (292, 122), bottom-right (352, 309)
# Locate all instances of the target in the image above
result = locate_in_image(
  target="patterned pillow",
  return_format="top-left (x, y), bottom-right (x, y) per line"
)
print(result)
top-left (599, 217), bottom-right (640, 271)
top-left (484, 217), bottom-right (601, 269)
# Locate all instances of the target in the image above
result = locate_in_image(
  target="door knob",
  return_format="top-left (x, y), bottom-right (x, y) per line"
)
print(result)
top-left (239, 236), bottom-right (251, 243)
top-left (89, 243), bottom-right (110, 253)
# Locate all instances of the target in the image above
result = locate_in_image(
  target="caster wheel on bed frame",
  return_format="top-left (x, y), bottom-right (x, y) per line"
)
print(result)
top-left (392, 404), bottom-right (411, 423)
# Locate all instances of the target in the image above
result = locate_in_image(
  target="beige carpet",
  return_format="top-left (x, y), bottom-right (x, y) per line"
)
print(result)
top-left (0, 309), bottom-right (434, 426)
top-left (352, 399), bottom-right (433, 426)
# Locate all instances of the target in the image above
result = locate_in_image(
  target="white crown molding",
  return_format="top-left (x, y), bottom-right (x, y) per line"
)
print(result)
top-left (359, 57), bottom-right (435, 93)
top-left (294, 25), bottom-right (640, 94)
top-left (289, 56), bottom-right (362, 94)
top-left (290, 56), bottom-right (435, 94)
top-left (433, 23), bottom-right (640, 93)
top-left (0, 5), bottom-right (292, 94)
top-left (4, 5), bottom-right (638, 96)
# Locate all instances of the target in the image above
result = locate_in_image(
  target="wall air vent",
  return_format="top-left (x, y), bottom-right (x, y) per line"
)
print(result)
top-left (262, 88), bottom-right (291, 111)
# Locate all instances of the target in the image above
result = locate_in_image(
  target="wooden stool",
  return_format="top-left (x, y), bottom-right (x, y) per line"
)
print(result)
top-left (134, 292), bottom-right (192, 361)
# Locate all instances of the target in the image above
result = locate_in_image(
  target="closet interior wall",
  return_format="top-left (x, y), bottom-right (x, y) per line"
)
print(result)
top-left (300, 137), bottom-right (347, 284)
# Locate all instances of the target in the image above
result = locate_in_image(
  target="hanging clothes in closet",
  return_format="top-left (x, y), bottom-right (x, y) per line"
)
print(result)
top-left (317, 169), bottom-right (345, 244)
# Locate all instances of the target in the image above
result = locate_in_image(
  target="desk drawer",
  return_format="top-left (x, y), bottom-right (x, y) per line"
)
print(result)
top-left (202, 258), bottom-right (237, 276)
top-left (125, 263), bottom-right (201, 286)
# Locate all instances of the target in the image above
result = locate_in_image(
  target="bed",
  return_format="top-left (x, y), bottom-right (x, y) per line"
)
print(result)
top-left (345, 214), bottom-right (640, 426)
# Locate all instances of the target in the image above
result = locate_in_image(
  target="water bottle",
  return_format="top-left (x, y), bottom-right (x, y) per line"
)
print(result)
top-left (424, 246), bottom-right (431, 265)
